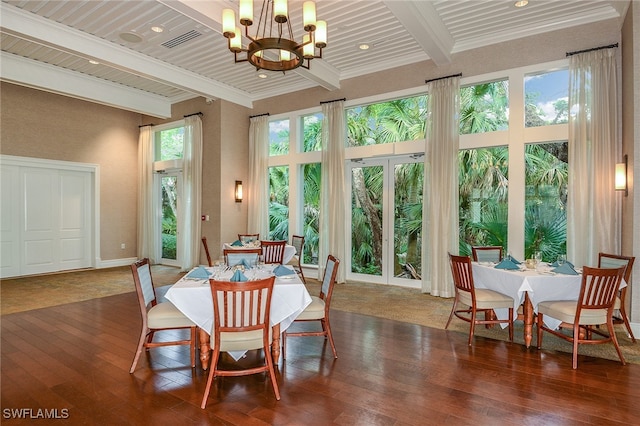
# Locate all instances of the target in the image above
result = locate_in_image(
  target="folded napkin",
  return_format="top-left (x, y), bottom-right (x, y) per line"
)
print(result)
top-left (237, 258), bottom-right (253, 268)
top-left (186, 266), bottom-right (210, 279)
top-left (551, 260), bottom-right (574, 268)
top-left (273, 265), bottom-right (295, 276)
top-left (507, 256), bottom-right (521, 264)
top-left (552, 263), bottom-right (579, 275)
top-left (230, 240), bottom-right (243, 247)
top-left (230, 270), bottom-right (248, 282)
top-left (494, 258), bottom-right (520, 270)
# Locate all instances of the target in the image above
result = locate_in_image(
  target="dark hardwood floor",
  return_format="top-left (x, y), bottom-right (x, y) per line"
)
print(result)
top-left (2, 288), bottom-right (639, 425)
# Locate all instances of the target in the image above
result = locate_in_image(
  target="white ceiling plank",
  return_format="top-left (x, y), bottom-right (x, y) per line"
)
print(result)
top-left (0, 2), bottom-right (253, 108)
top-left (0, 52), bottom-right (172, 118)
top-left (382, 0), bottom-right (454, 66)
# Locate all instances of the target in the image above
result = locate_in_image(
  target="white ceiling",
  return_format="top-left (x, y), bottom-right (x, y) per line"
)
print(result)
top-left (0, 0), bottom-right (629, 117)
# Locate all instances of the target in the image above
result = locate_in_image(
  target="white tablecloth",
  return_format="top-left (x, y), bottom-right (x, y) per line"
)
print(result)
top-left (165, 265), bottom-right (311, 340)
top-left (222, 243), bottom-right (297, 265)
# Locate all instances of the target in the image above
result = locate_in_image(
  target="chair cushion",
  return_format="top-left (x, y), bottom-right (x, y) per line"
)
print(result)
top-left (614, 296), bottom-right (621, 310)
top-left (148, 302), bottom-right (195, 329)
top-left (219, 328), bottom-right (272, 352)
top-left (538, 301), bottom-right (608, 325)
top-left (295, 295), bottom-right (325, 320)
top-left (458, 289), bottom-right (513, 310)
top-left (286, 255), bottom-right (300, 266)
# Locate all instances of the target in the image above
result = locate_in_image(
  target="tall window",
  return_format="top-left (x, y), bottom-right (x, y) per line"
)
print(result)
top-left (302, 163), bottom-right (321, 265)
top-left (460, 80), bottom-right (509, 134)
top-left (525, 69), bottom-right (569, 127)
top-left (269, 119), bottom-right (289, 155)
top-left (268, 166), bottom-right (289, 240)
top-left (302, 113), bottom-right (323, 152)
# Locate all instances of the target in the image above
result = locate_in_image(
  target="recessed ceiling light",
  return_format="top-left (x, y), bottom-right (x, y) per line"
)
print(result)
top-left (358, 43), bottom-right (370, 50)
top-left (151, 26), bottom-right (164, 33)
top-left (514, 0), bottom-right (528, 7)
top-left (88, 60), bottom-right (99, 65)
top-left (119, 32), bottom-right (143, 43)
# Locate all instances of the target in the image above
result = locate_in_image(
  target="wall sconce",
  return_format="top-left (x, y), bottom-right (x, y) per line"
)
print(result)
top-left (235, 180), bottom-right (243, 202)
top-left (615, 154), bottom-right (628, 197)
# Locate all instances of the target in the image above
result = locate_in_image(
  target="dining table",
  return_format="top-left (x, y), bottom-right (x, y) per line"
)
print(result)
top-left (470, 261), bottom-right (627, 348)
top-left (165, 264), bottom-right (311, 369)
top-left (222, 242), bottom-right (297, 265)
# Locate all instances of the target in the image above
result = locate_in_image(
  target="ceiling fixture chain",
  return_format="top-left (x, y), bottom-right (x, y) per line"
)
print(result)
top-left (222, 0), bottom-right (327, 73)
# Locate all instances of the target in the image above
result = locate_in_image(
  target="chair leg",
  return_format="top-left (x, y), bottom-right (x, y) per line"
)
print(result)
top-left (468, 310), bottom-right (476, 346)
top-left (264, 347), bottom-right (281, 400)
top-left (607, 319), bottom-right (627, 366)
top-left (297, 264), bottom-right (306, 284)
top-left (508, 308), bottom-right (514, 342)
top-left (445, 298), bottom-right (458, 329)
top-left (282, 332), bottom-right (287, 360)
top-left (536, 313), bottom-right (544, 349)
top-left (190, 326), bottom-right (197, 368)
top-left (572, 323), bottom-right (580, 369)
top-left (130, 328), bottom-right (149, 374)
top-left (619, 305), bottom-right (636, 343)
top-left (323, 318), bottom-right (338, 359)
top-left (201, 349), bottom-right (221, 409)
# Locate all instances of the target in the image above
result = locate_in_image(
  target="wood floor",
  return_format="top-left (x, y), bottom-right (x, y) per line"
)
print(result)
top-left (2, 289), bottom-right (639, 425)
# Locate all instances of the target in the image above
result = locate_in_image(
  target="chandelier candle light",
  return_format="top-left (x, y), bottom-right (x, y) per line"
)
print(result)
top-left (222, 0), bottom-right (327, 72)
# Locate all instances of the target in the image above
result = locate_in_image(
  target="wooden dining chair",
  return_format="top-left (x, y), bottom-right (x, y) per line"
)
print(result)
top-left (471, 246), bottom-right (503, 263)
top-left (201, 236), bottom-right (213, 267)
top-left (261, 240), bottom-right (287, 264)
top-left (201, 276), bottom-right (280, 408)
top-left (238, 233), bottom-right (260, 244)
top-left (446, 253), bottom-right (514, 345)
top-left (283, 255), bottom-right (340, 360)
top-left (222, 247), bottom-right (261, 266)
top-left (286, 235), bottom-right (306, 283)
top-left (598, 252), bottom-right (636, 342)
top-left (537, 265), bottom-right (626, 369)
top-left (129, 258), bottom-right (197, 373)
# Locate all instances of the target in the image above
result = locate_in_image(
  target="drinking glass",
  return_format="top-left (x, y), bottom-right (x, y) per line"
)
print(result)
top-left (557, 253), bottom-right (566, 266)
top-left (534, 251), bottom-right (542, 270)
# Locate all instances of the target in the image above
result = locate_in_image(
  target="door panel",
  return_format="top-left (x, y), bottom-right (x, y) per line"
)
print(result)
top-left (23, 167), bottom-right (57, 274)
top-left (58, 171), bottom-right (92, 269)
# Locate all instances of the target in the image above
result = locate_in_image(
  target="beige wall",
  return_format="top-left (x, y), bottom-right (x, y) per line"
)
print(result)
top-left (1, 83), bottom-right (140, 261)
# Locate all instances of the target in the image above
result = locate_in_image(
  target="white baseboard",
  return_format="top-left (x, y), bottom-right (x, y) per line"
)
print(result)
top-left (96, 257), bottom-right (137, 269)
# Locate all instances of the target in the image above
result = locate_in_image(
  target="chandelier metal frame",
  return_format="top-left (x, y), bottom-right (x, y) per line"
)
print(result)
top-left (222, 0), bottom-right (327, 72)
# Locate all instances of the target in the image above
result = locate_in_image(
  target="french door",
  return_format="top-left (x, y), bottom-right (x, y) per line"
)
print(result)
top-left (347, 156), bottom-right (424, 288)
top-left (158, 171), bottom-right (182, 266)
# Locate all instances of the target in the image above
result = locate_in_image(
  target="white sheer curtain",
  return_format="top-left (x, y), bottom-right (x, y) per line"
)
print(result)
top-left (422, 76), bottom-right (460, 296)
top-left (567, 48), bottom-right (619, 267)
top-left (137, 125), bottom-right (160, 263)
top-left (247, 115), bottom-right (270, 239)
top-left (179, 115), bottom-right (203, 270)
top-left (318, 100), bottom-right (346, 283)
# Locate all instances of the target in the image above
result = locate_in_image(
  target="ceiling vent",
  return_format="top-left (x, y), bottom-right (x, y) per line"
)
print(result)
top-left (162, 30), bottom-right (202, 48)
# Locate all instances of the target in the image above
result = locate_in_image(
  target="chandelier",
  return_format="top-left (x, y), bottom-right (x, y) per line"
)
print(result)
top-left (222, 0), bottom-right (327, 72)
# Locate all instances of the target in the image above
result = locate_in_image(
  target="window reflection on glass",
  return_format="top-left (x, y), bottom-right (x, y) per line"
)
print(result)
top-left (346, 96), bottom-right (427, 147)
top-left (458, 147), bottom-right (509, 256)
top-left (268, 166), bottom-right (289, 241)
top-left (524, 141), bottom-right (568, 262)
top-left (155, 127), bottom-right (184, 160)
top-left (459, 80), bottom-right (509, 134)
top-left (302, 113), bottom-right (323, 152)
top-left (269, 119), bottom-right (289, 155)
top-left (524, 69), bottom-right (569, 127)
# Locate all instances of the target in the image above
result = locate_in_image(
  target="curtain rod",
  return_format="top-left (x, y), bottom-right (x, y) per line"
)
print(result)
top-left (320, 97), bottom-right (346, 105)
top-left (425, 73), bottom-right (462, 84)
top-left (566, 43), bottom-right (618, 57)
top-left (249, 112), bottom-right (270, 118)
top-left (183, 112), bottom-right (203, 118)
top-left (138, 123), bottom-right (154, 128)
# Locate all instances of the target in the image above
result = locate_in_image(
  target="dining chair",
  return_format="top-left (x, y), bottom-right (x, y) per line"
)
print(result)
top-left (223, 248), bottom-right (261, 266)
top-left (201, 276), bottom-right (280, 408)
top-left (471, 246), bottom-right (503, 263)
top-left (446, 253), bottom-right (514, 345)
top-left (536, 265), bottom-right (626, 369)
top-left (238, 233), bottom-right (260, 244)
top-left (201, 237), bottom-right (213, 267)
top-left (129, 258), bottom-right (197, 373)
top-left (261, 240), bottom-right (287, 264)
top-left (598, 252), bottom-right (636, 342)
top-left (286, 235), bottom-right (306, 283)
top-left (282, 255), bottom-right (340, 360)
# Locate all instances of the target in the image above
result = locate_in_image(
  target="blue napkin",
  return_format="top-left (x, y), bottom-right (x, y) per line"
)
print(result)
top-left (273, 265), bottom-right (295, 276)
top-left (230, 270), bottom-right (248, 282)
top-left (551, 260), bottom-right (574, 268)
top-left (495, 258), bottom-right (520, 270)
top-left (186, 266), bottom-right (210, 279)
top-left (237, 259), bottom-right (253, 269)
top-left (231, 240), bottom-right (243, 247)
top-left (552, 263), bottom-right (578, 275)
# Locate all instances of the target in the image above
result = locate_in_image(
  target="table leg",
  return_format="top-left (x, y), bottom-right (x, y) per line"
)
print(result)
top-left (523, 293), bottom-right (534, 348)
top-left (198, 329), bottom-right (211, 370)
top-left (271, 323), bottom-right (281, 363)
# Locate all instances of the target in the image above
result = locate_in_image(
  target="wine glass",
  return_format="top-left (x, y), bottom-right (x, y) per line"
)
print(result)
top-left (534, 251), bottom-right (542, 270)
top-left (557, 253), bottom-right (566, 266)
